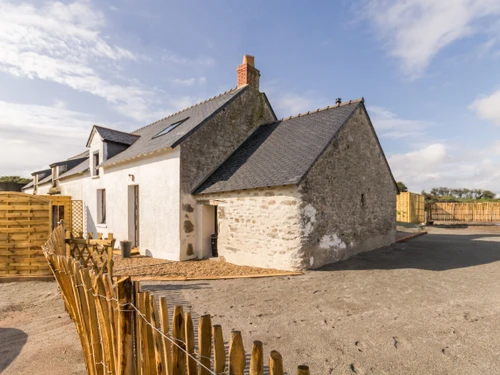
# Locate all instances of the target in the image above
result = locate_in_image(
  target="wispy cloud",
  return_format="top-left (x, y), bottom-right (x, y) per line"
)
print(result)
top-left (369, 106), bottom-right (433, 138)
top-left (0, 0), bottom-right (160, 121)
top-left (171, 77), bottom-right (207, 87)
top-left (162, 50), bottom-right (215, 67)
top-left (360, 0), bottom-right (500, 77)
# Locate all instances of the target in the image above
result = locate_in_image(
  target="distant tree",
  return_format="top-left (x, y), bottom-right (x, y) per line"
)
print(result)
top-left (397, 181), bottom-right (408, 192)
top-left (481, 190), bottom-right (496, 200)
top-left (0, 176), bottom-right (32, 184)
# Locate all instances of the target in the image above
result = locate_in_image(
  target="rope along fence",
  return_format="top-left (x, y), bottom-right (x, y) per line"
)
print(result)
top-left (42, 225), bottom-right (311, 375)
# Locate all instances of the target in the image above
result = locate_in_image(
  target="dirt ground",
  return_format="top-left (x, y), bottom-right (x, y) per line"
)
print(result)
top-left (2, 225), bottom-right (499, 374)
top-left (144, 225), bottom-right (500, 374)
top-left (0, 281), bottom-right (85, 375)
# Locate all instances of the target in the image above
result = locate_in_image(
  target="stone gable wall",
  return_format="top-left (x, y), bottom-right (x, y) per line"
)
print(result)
top-left (299, 104), bottom-right (397, 269)
top-left (196, 186), bottom-right (304, 270)
top-left (179, 87), bottom-right (276, 259)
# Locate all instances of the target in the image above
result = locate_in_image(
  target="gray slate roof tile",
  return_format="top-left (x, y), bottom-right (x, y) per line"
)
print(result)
top-left (195, 101), bottom-right (361, 194)
top-left (58, 159), bottom-right (89, 180)
top-left (94, 126), bottom-right (140, 146)
top-left (101, 86), bottom-right (247, 167)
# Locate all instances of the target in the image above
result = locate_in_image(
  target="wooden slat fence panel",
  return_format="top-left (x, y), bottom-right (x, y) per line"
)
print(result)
top-left (396, 192), bottom-right (425, 224)
top-left (42, 224), bottom-right (310, 375)
top-left (0, 192), bottom-right (52, 277)
top-left (430, 202), bottom-right (500, 222)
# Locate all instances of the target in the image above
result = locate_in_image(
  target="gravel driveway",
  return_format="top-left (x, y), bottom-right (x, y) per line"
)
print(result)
top-left (145, 226), bottom-right (500, 374)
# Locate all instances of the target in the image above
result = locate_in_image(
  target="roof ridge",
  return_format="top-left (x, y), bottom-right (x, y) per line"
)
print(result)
top-left (280, 97), bottom-right (364, 122)
top-left (94, 125), bottom-right (140, 137)
top-left (132, 86), bottom-right (241, 133)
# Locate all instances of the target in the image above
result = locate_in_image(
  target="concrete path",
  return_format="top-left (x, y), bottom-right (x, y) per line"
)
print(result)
top-left (145, 226), bottom-right (500, 374)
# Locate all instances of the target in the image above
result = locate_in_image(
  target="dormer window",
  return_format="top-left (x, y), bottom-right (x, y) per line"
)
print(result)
top-left (152, 118), bottom-right (189, 139)
top-left (93, 151), bottom-right (100, 176)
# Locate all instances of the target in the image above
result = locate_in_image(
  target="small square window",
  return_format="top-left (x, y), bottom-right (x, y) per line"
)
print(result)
top-left (152, 118), bottom-right (189, 139)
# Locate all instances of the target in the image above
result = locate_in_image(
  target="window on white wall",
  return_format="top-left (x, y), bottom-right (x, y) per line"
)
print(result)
top-left (93, 151), bottom-right (100, 176)
top-left (97, 189), bottom-right (106, 224)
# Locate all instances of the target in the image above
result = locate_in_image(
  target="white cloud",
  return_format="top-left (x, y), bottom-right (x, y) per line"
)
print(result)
top-left (369, 106), bottom-right (432, 138)
top-left (0, 100), bottom-right (96, 176)
top-left (469, 90), bottom-right (500, 124)
top-left (273, 94), bottom-right (317, 117)
top-left (0, 0), bottom-right (160, 121)
top-left (171, 77), bottom-right (207, 87)
top-left (361, 0), bottom-right (500, 77)
top-left (388, 142), bottom-right (500, 194)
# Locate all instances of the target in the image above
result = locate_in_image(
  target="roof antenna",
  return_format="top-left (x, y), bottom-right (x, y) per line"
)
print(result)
top-left (335, 98), bottom-right (342, 106)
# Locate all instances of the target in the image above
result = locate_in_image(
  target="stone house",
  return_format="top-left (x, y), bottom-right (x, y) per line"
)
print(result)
top-left (23, 55), bottom-right (397, 270)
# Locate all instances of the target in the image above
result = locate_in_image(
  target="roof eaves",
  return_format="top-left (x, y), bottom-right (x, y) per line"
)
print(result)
top-left (100, 146), bottom-right (173, 169)
top-left (50, 157), bottom-right (87, 168)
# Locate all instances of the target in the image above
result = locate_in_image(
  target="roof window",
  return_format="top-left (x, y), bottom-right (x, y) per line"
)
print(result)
top-left (152, 118), bottom-right (189, 139)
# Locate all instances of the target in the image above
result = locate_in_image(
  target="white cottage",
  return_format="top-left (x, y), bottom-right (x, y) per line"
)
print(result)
top-left (23, 56), bottom-right (398, 270)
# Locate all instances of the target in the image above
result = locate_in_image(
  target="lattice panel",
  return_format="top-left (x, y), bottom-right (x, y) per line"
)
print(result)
top-left (71, 200), bottom-right (84, 237)
top-left (66, 235), bottom-right (115, 277)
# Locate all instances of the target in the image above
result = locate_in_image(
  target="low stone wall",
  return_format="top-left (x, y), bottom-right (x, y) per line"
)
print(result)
top-left (198, 186), bottom-right (304, 270)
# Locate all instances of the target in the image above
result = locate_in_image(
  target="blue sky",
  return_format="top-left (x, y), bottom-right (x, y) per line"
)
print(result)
top-left (1, 0), bottom-right (500, 193)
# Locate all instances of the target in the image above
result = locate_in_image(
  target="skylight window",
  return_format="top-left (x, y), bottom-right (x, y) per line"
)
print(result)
top-left (153, 118), bottom-right (189, 138)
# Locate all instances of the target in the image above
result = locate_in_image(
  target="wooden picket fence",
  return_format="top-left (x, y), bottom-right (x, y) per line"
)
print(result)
top-left (43, 225), bottom-right (311, 375)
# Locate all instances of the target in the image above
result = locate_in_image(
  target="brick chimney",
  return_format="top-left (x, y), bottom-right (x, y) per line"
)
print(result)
top-left (237, 55), bottom-right (260, 90)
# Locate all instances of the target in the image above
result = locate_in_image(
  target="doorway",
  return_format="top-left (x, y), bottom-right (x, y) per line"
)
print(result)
top-left (128, 185), bottom-right (140, 248)
top-left (200, 205), bottom-right (217, 257)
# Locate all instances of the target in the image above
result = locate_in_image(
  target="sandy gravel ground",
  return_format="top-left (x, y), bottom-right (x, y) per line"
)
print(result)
top-left (145, 226), bottom-right (500, 374)
top-left (0, 281), bottom-right (85, 375)
top-left (2, 226), bottom-right (499, 374)
top-left (114, 255), bottom-right (289, 278)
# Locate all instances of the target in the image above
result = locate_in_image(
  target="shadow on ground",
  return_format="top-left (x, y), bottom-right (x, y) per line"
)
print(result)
top-left (0, 328), bottom-right (28, 373)
top-left (318, 233), bottom-right (500, 272)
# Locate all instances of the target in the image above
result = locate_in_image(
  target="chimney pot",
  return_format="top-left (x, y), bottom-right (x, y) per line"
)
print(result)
top-left (243, 55), bottom-right (254, 67)
top-left (237, 54), bottom-right (260, 90)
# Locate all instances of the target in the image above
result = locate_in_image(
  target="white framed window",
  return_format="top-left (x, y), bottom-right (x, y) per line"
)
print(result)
top-left (97, 189), bottom-right (106, 224)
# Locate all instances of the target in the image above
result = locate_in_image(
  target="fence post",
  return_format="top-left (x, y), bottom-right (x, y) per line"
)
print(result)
top-left (269, 351), bottom-right (283, 375)
top-left (250, 341), bottom-right (263, 375)
top-left (229, 330), bottom-right (245, 375)
top-left (198, 315), bottom-right (212, 375)
top-left (213, 325), bottom-right (226, 375)
top-left (185, 312), bottom-right (197, 375)
top-left (117, 276), bottom-right (136, 375)
top-left (297, 365), bottom-right (310, 375)
top-left (172, 305), bottom-right (187, 375)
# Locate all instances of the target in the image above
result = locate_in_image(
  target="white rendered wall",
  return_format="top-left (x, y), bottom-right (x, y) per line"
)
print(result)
top-left (58, 145), bottom-right (181, 260)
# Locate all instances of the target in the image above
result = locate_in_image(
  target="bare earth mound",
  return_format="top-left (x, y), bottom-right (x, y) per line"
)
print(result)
top-left (114, 255), bottom-right (291, 278)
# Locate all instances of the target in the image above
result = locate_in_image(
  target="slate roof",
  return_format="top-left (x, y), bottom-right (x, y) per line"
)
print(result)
top-left (195, 100), bottom-right (362, 194)
top-left (101, 86), bottom-right (247, 167)
top-left (58, 159), bottom-right (89, 180)
top-left (89, 126), bottom-right (140, 147)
